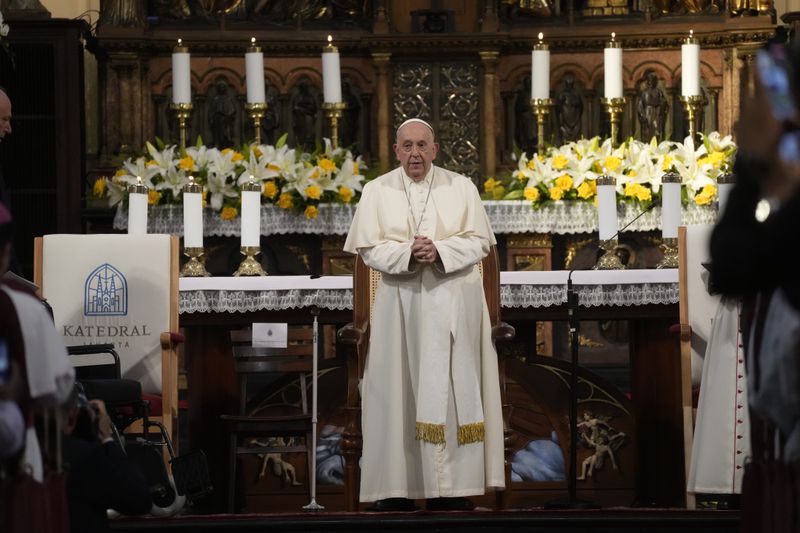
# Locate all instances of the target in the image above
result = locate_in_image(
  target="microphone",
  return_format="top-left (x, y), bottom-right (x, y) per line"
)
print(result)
top-left (594, 201), bottom-right (658, 265)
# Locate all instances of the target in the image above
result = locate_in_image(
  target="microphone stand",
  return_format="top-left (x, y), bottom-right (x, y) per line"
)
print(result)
top-left (546, 201), bottom-right (658, 510)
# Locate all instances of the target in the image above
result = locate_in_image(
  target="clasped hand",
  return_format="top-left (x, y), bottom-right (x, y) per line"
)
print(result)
top-left (411, 235), bottom-right (438, 264)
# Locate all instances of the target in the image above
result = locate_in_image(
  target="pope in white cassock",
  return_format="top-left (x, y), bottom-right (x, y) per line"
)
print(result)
top-left (343, 118), bottom-right (505, 511)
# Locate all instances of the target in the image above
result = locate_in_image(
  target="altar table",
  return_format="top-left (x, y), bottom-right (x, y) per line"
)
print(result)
top-left (179, 269), bottom-right (683, 510)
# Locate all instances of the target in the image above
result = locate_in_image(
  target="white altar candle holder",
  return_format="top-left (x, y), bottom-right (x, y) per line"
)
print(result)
top-left (602, 33), bottom-right (626, 148)
top-left (245, 37), bottom-right (268, 145)
top-left (530, 33), bottom-right (553, 155)
top-left (595, 175), bottom-right (625, 270)
top-left (180, 177), bottom-right (209, 277)
top-left (321, 35), bottom-right (347, 149)
top-left (657, 171), bottom-right (681, 269)
top-left (171, 39), bottom-right (194, 151)
top-left (679, 31), bottom-right (703, 143)
top-left (127, 177), bottom-right (149, 236)
top-left (234, 179), bottom-right (267, 277)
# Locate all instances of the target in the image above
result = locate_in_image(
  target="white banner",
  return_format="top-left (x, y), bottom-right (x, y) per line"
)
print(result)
top-left (41, 234), bottom-right (172, 395)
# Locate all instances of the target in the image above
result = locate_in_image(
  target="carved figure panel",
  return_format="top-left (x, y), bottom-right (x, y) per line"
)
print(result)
top-left (438, 64), bottom-right (480, 180)
top-left (290, 79), bottom-right (320, 148)
top-left (555, 72), bottom-right (585, 144)
top-left (636, 70), bottom-right (669, 142)
top-left (513, 76), bottom-right (537, 155)
top-left (208, 77), bottom-right (238, 148)
top-left (99, 0), bottom-right (146, 26)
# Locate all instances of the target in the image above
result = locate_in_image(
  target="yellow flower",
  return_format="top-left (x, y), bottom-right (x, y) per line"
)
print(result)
top-left (626, 169), bottom-right (638, 178)
top-left (492, 185), bottom-right (506, 200)
top-left (549, 187), bottom-right (564, 201)
top-left (114, 168), bottom-right (127, 178)
top-left (147, 190), bottom-right (162, 205)
top-left (304, 205), bottom-right (318, 219)
top-left (635, 186), bottom-right (652, 202)
top-left (483, 177), bottom-right (499, 193)
top-left (146, 159), bottom-right (158, 167)
top-left (527, 159), bottom-right (537, 170)
top-left (555, 174), bottom-right (573, 191)
top-left (700, 151), bottom-right (726, 168)
top-left (624, 183), bottom-right (641, 198)
top-left (577, 181), bottom-right (595, 200)
top-left (267, 163), bottom-right (281, 172)
top-left (232, 152), bottom-right (245, 162)
top-left (694, 184), bottom-right (717, 205)
top-left (202, 190), bottom-right (207, 209)
top-left (263, 180), bottom-right (278, 199)
top-left (93, 178), bottom-right (107, 198)
top-left (339, 186), bottom-right (354, 203)
top-left (552, 154), bottom-right (569, 170)
top-left (661, 155), bottom-right (673, 171)
top-left (318, 158), bottom-right (337, 172)
top-left (305, 185), bottom-right (322, 200)
top-left (278, 193), bottom-right (293, 209)
top-left (523, 187), bottom-right (540, 201)
top-left (310, 169), bottom-right (320, 181)
top-left (221, 206), bottom-right (238, 220)
top-left (179, 155), bottom-right (194, 171)
top-left (604, 156), bottom-right (621, 172)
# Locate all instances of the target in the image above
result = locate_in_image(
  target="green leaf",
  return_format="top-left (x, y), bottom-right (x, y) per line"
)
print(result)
top-left (276, 132), bottom-right (288, 149)
top-left (155, 137), bottom-right (166, 151)
top-left (503, 189), bottom-right (524, 200)
top-left (196, 135), bottom-right (204, 148)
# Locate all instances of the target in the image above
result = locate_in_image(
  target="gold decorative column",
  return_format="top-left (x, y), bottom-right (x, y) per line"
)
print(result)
top-left (531, 99), bottom-right (553, 155)
top-left (480, 51), bottom-right (499, 178)
top-left (601, 97), bottom-right (626, 148)
top-left (245, 102), bottom-right (267, 145)
top-left (679, 95), bottom-right (703, 143)
top-left (322, 102), bottom-right (347, 149)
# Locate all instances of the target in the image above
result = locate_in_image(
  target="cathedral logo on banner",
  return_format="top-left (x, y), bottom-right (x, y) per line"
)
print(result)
top-left (84, 263), bottom-right (128, 316)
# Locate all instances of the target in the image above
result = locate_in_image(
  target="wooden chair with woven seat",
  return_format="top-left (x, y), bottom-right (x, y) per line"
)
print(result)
top-left (221, 327), bottom-right (315, 513)
top-left (337, 244), bottom-right (515, 511)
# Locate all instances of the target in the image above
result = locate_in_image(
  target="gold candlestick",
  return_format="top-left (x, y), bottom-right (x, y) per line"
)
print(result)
top-left (656, 237), bottom-right (679, 269)
top-left (530, 98), bottom-right (553, 155)
top-left (233, 246), bottom-right (268, 277)
top-left (321, 101), bottom-right (347, 149)
top-left (181, 247), bottom-right (210, 277)
top-left (601, 97), bottom-right (626, 148)
top-left (595, 239), bottom-right (626, 270)
top-left (680, 95), bottom-right (703, 143)
top-left (245, 102), bottom-right (267, 145)
top-left (170, 102), bottom-right (193, 151)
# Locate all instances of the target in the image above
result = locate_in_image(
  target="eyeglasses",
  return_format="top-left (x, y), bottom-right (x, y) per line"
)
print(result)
top-left (399, 142), bottom-right (431, 154)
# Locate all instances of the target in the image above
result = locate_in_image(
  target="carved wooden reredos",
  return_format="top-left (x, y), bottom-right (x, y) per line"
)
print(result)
top-left (94, 1), bottom-right (775, 178)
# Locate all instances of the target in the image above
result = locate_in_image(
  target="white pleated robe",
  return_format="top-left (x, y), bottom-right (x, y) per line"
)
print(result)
top-left (343, 165), bottom-right (505, 502)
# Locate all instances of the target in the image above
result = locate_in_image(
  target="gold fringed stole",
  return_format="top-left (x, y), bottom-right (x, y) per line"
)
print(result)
top-left (415, 421), bottom-right (485, 445)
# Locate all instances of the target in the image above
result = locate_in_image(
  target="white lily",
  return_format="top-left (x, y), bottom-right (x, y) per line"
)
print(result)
top-left (120, 156), bottom-right (159, 188)
top-left (155, 166), bottom-right (190, 198)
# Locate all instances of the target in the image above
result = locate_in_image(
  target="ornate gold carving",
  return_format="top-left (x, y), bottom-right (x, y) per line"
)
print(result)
top-left (565, 237), bottom-right (593, 269)
top-left (513, 254), bottom-right (545, 271)
top-left (507, 234), bottom-right (553, 248)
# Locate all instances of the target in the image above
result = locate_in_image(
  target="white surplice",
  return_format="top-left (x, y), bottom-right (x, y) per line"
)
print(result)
top-left (343, 165), bottom-right (505, 502)
top-left (687, 297), bottom-right (750, 494)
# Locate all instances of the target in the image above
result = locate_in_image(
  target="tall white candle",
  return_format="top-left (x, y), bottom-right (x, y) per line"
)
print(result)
top-left (597, 176), bottom-right (618, 241)
top-left (183, 177), bottom-right (203, 248)
top-left (681, 30), bottom-right (701, 97)
top-left (172, 39), bottom-right (192, 104)
top-left (245, 37), bottom-right (266, 104)
top-left (531, 33), bottom-right (550, 101)
top-left (322, 35), bottom-right (342, 104)
top-left (661, 173), bottom-right (681, 239)
top-left (240, 178), bottom-right (262, 248)
top-left (604, 33), bottom-right (623, 99)
top-left (128, 177), bottom-right (149, 236)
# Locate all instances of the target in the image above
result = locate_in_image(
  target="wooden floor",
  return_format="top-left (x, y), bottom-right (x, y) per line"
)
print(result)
top-left (111, 508), bottom-right (740, 533)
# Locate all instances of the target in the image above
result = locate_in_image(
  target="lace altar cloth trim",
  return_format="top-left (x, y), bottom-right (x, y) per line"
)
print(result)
top-left (180, 283), bottom-right (678, 313)
top-left (115, 202), bottom-right (716, 236)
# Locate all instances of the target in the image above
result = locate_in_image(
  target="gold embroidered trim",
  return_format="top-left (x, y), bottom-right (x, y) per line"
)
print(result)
top-left (457, 422), bottom-right (485, 445)
top-left (415, 422), bottom-right (446, 444)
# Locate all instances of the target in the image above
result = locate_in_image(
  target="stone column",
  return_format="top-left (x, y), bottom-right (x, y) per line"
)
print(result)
top-left (372, 52), bottom-right (392, 173)
top-left (480, 51), bottom-right (499, 179)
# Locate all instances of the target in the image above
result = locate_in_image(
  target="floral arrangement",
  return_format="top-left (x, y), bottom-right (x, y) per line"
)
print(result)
top-left (95, 135), bottom-right (369, 219)
top-left (482, 132), bottom-right (736, 208)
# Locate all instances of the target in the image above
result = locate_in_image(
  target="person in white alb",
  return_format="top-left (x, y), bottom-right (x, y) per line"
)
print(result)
top-left (343, 118), bottom-right (505, 511)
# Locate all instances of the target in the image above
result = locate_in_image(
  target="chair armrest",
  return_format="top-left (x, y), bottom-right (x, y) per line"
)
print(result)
top-left (160, 331), bottom-right (186, 350)
top-left (338, 320), bottom-right (368, 346)
top-left (492, 321), bottom-right (516, 342)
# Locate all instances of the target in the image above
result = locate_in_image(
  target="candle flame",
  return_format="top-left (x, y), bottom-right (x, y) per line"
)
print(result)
top-left (249, 174), bottom-right (255, 182)
top-left (327, 35), bottom-right (333, 44)
top-left (177, 38), bottom-right (182, 46)
top-left (689, 29), bottom-right (694, 37)
top-left (189, 175), bottom-right (194, 183)
top-left (251, 37), bottom-right (256, 44)
top-left (611, 32), bottom-right (616, 41)
top-left (538, 32), bottom-right (544, 42)
top-left (136, 176), bottom-right (142, 184)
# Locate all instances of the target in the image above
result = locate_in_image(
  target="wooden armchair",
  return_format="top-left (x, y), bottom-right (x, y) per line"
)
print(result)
top-left (337, 245), bottom-right (515, 511)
